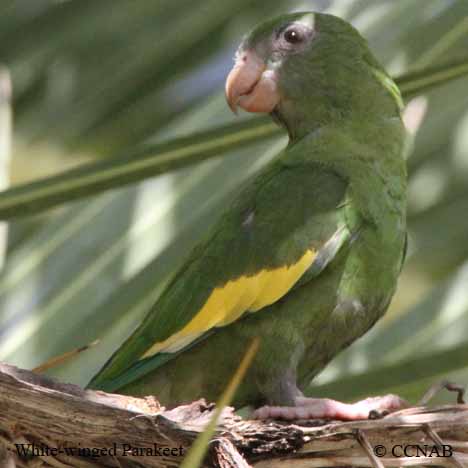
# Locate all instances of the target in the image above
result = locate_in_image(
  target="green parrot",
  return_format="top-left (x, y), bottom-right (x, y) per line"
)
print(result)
top-left (89, 11), bottom-right (408, 420)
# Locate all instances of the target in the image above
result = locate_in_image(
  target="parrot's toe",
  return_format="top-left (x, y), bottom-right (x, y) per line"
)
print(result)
top-left (253, 394), bottom-right (408, 421)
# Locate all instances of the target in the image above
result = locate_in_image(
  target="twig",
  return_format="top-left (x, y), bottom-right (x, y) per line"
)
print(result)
top-left (419, 381), bottom-right (466, 406)
top-left (424, 424), bottom-right (467, 468)
top-left (355, 429), bottom-right (386, 468)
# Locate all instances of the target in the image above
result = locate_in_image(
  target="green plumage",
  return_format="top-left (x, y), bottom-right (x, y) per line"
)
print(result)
top-left (89, 12), bottom-right (407, 409)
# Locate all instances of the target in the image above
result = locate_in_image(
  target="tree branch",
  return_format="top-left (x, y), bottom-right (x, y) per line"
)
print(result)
top-left (1, 363), bottom-right (467, 467)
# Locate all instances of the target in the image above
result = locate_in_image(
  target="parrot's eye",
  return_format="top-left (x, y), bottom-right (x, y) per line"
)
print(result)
top-left (283, 28), bottom-right (304, 44)
top-left (276, 23), bottom-right (312, 51)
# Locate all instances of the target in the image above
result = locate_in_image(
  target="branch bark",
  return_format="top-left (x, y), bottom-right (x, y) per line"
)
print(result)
top-left (1, 363), bottom-right (467, 468)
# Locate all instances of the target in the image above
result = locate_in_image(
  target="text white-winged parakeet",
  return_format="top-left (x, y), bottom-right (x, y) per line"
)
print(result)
top-left (89, 12), bottom-right (407, 420)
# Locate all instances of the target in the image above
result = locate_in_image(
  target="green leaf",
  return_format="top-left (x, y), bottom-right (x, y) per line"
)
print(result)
top-left (0, 117), bottom-right (279, 220)
top-left (396, 56), bottom-right (468, 98)
top-left (308, 341), bottom-right (468, 402)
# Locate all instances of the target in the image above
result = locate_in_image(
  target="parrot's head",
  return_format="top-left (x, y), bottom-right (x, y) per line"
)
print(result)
top-left (226, 12), bottom-right (402, 140)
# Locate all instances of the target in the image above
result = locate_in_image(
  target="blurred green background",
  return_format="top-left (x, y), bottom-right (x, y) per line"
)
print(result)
top-left (1, 0), bottom-right (468, 406)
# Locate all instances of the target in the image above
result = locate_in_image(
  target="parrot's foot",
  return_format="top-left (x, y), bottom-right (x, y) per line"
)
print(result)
top-left (253, 394), bottom-right (407, 421)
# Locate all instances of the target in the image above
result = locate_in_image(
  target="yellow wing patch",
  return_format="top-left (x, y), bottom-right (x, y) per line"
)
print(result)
top-left (141, 249), bottom-right (317, 358)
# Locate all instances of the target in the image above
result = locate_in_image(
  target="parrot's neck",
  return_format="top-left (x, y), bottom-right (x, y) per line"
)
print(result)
top-left (282, 104), bottom-right (407, 230)
top-left (274, 63), bottom-right (403, 143)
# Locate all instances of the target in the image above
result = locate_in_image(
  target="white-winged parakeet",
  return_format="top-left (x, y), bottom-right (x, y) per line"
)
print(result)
top-left (89, 12), bottom-right (407, 420)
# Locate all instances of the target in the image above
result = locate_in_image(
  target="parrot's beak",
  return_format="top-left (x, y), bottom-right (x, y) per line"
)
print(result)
top-left (225, 49), bottom-right (280, 114)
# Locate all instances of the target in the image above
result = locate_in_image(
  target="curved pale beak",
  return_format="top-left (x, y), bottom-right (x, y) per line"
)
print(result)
top-left (225, 49), bottom-right (280, 114)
